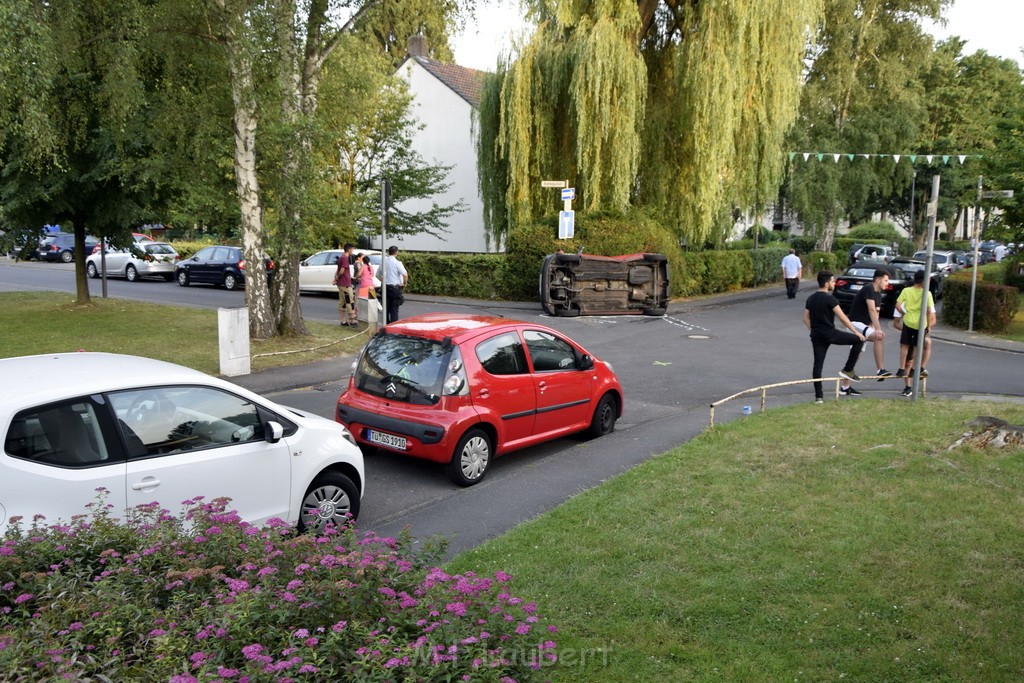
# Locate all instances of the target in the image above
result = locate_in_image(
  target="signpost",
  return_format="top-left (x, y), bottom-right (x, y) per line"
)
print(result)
top-left (969, 183), bottom-right (1013, 332)
top-left (982, 190), bottom-right (1014, 199)
top-left (541, 180), bottom-right (567, 188)
top-left (561, 187), bottom-right (575, 201)
top-left (558, 210), bottom-right (575, 239)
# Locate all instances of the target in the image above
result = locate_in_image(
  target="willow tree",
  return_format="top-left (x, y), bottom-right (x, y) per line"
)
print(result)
top-left (477, 0), bottom-right (822, 247)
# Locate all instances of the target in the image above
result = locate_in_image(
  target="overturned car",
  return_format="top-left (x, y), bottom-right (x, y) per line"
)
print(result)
top-left (539, 252), bottom-right (669, 316)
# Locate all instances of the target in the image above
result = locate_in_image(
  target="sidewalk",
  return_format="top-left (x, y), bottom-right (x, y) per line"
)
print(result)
top-left (229, 282), bottom-right (1023, 393)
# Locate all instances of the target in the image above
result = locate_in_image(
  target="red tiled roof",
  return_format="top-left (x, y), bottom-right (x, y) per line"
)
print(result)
top-left (408, 56), bottom-right (487, 108)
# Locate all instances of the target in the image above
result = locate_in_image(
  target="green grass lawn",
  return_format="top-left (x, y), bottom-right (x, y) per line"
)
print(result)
top-left (0, 291), bottom-right (367, 374)
top-left (449, 400), bottom-right (1024, 682)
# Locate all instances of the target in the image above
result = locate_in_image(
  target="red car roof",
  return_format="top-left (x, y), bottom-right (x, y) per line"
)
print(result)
top-left (383, 313), bottom-right (521, 342)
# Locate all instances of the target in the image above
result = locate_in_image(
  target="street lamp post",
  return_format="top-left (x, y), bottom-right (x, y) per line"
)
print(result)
top-left (968, 176), bottom-right (982, 333)
top-left (909, 170), bottom-right (916, 243)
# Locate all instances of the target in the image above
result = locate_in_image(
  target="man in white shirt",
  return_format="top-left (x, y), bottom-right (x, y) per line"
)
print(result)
top-left (781, 248), bottom-right (803, 299)
top-left (994, 244), bottom-right (1008, 262)
top-left (382, 245), bottom-right (408, 324)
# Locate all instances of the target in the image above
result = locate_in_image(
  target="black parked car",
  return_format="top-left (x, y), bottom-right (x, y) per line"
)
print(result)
top-left (174, 245), bottom-right (274, 290)
top-left (833, 264), bottom-right (911, 318)
top-left (35, 233), bottom-right (101, 263)
top-left (889, 257), bottom-right (946, 299)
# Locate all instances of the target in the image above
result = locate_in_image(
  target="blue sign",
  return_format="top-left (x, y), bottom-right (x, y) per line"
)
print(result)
top-left (561, 187), bottom-right (575, 201)
top-left (558, 210), bottom-right (575, 239)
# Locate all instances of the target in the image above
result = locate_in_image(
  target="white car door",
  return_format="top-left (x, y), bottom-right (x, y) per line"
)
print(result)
top-left (2, 398), bottom-right (127, 528)
top-left (113, 386), bottom-right (292, 524)
top-left (301, 251), bottom-right (342, 292)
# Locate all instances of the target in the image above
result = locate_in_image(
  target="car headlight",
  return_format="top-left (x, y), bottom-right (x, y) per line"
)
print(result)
top-left (340, 426), bottom-right (358, 447)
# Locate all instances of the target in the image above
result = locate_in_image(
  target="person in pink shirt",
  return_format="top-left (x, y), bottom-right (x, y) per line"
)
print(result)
top-left (356, 253), bottom-right (376, 299)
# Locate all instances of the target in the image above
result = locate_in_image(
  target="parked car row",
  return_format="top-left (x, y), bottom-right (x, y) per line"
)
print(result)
top-left (833, 257), bottom-right (946, 317)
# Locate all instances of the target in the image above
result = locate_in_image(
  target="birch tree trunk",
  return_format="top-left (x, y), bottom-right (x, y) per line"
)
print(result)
top-left (217, 0), bottom-right (275, 339)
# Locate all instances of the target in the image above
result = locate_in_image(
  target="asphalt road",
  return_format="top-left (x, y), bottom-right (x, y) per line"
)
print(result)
top-left (3, 258), bottom-right (1023, 557)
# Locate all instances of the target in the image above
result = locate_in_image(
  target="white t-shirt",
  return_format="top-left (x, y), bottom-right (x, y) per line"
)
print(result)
top-left (781, 253), bottom-right (802, 278)
top-left (382, 254), bottom-right (407, 286)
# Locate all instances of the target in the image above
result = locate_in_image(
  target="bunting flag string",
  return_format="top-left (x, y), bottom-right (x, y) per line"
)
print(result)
top-left (788, 152), bottom-right (981, 165)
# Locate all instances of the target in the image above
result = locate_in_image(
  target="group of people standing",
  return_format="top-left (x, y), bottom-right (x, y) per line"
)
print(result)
top-left (332, 243), bottom-right (408, 327)
top-left (785, 250), bottom-right (935, 402)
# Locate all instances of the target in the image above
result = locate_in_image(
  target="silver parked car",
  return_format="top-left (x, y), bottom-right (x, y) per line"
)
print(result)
top-left (912, 250), bottom-right (961, 275)
top-left (87, 242), bottom-right (180, 282)
top-left (299, 249), bottom-right (381, 294)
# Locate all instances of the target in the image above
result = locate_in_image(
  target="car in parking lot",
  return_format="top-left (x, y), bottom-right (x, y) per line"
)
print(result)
top-left (912, 250), bottom-right (962, 275)
top-left (86, 242), bottom-right (180, 282)
top-left (174, 245), bottom-right (274, 290)
top-left (35, 233), bottom-right (101, 262)
top-left (889, 257), bottom-right (946, 298)
top-left (539, 252), bottom-right (669, 316)
top-left (850, 244), bottom-right (897, 265)
top-left (0, 353), bottom-right (364, 534)
top-left (299, 249), bottom-right (382, 294)
top-left (336, 313), bottom-right (623, 486)
top-left (833, 263), bottom-right (911, 318)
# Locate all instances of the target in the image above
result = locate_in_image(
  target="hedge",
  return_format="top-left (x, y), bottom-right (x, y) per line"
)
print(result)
top-left (941, 276), bottom-right (1020, 333)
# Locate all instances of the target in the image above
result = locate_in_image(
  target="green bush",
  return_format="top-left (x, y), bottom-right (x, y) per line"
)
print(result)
top-left (167, 239), bottom-right (220, 260)
top-left (748, 248), bottom-right (789, 287)
top-left (942, 277), bottom-right (1020, 333)
top-left (846, 221), bottom-right (901, 242)
top-left (1004, 254), bottom-right (1024, 291)
top-left (0, 497), bottom-right (556, 681)
top-left (805, 251), bottom-right (840, 274)
top-left (401, 253), bottom-right (506, 299)
top-left (791, 236), bottom-right (818, 254)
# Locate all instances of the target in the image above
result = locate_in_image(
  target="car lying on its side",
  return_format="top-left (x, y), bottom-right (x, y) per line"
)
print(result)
top-left (0, 353), bottom-right (364, 534)
top-left (539, 252), bottom-right (669, 316)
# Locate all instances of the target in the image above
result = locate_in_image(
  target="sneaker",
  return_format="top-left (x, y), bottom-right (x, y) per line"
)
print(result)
top-left (895, 368), bottom-right (906, 378)
top-left (901, 386), bottom-right (913, 397)
top-left (839, 386), bottom-right (863, 396)
top-left (919, 368), bottom-right (928, 378)
top-left (839, 369), bottom-right (861, 382)
top-left (814, 398), bottom-right (824, 404)
top-left (876, 369), bottom-right (892, 382)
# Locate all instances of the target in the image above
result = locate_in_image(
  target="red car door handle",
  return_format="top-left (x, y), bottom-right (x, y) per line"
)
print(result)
top-left (478, 389), bottom-right (489, 398)
top-left (538, 381), bottom-right (547, 392)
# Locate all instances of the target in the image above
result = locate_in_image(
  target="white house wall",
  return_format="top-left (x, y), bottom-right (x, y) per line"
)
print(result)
top-left (387, 61), bottom-right (492, 253)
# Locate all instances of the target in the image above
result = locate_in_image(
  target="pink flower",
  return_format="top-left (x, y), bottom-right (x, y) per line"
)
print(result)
top-left (515, 622), bottom-right (531, 635)
top-left (14, 594), bottom-right (32, 604)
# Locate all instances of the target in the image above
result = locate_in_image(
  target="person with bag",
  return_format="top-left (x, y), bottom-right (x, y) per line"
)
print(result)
top-left (332, 243), bottom-right (358, 327)
top-left (356, 253), bottom-right (376, 299)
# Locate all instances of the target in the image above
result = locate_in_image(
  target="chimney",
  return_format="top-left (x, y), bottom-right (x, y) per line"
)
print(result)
top-left (407, 33), bottom-right (428, 58)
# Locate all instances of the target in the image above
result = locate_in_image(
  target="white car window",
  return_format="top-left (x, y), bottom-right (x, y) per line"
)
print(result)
top-left (6, 400), bottom-right (110, 467)
top-left (109, 386), bottom-right (265, 459)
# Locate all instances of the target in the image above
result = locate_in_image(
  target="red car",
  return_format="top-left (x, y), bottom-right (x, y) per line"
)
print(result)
top-left (336, 313), bottom-right (623, 486)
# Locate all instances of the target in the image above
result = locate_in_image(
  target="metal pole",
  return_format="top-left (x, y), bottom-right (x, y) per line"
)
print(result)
top-left (380, 180), bottom-right (388, 326)
top-left (100, 235), bottom-right (108, 298)
top-left (968, 175), bottom-right (982, 332)
top-left (909, 170), bottom-right (916, 245)
top-left (912, 174), bottom-right (940, 401)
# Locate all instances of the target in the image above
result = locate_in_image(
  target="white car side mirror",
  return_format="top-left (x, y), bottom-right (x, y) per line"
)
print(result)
top-left (266, 421), bottom-right (284, 444)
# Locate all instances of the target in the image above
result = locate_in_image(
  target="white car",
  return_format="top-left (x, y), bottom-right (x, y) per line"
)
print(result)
top-left (0, 353), bottom-right (364, 534)
top-left (299, 249), bottom-right (381, 293)
top-left (87, 242), bottom-right (180, 282)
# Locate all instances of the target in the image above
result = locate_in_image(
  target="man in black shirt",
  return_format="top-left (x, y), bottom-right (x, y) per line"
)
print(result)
top-left (803, 271), bottom-right (867, 403)
top-left (848, 268), bottom-right (891, 381)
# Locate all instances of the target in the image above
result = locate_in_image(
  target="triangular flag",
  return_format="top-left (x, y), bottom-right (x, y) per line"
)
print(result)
top-left (925, 155), bottom-right (933, 163)
top-left (893, 155), bottom-right (901, 163)
top-left (789, 152), bottom-right (796, 161)
top-left (847, 154), bottom-right (855, 161)
top-left (861, 154), bottom-right (871, 159)
top-left (880, 154), bottom-right (889, 159)
top-left (833, 154), bottom-right (841, 162)
top-left (958, 155), bottom-right (967, 164)
top-left (942, 155), bottom-right (950, 164)
top-left (803, 152), bottom-right (811, 161)
top-left (816, 153), bottom-right (824, 162)
top-left (909, 155), bottom-right (917, 163)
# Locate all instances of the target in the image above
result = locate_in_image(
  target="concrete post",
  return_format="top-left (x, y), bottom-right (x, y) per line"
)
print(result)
top-left (218, 307), bottom-right (251, 376)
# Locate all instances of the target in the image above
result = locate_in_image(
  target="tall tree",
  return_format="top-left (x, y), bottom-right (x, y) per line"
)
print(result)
top-left (785, 0), bottom-right (947, 250)
top-left (0, 0), bottom-right (161, 304)
top-left (477, 0), bottom-right (822, 247)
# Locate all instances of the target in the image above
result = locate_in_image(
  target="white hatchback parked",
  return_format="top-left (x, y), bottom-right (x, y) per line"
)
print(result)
top-left (0, 353), bottom-right (364, 534)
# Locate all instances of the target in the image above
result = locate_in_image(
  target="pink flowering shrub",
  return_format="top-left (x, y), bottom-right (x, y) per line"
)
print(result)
top-left (0, 495), bottom-right (557, 681)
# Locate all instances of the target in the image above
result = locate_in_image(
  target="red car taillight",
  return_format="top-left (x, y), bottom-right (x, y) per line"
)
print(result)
top-left (884, 283), bottom-right (895, 291)
top-left (267, 260), bottom-right (274, 270)
top-left (238, 260), bottom-right (246, 270)
top-left (835, 279), bottom-right (848, 287)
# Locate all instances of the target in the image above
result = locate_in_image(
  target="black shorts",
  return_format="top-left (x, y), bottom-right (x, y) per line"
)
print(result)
top-left (899, 325), bottom-right (929, 348)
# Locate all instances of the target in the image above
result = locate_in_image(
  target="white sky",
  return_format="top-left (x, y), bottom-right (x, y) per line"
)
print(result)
top-left (453, 1), bottom-right (1024, 73)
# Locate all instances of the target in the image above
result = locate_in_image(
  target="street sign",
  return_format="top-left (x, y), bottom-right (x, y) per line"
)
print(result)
top-left (561, 187), bottom-right (575, 201)
top-left (558, 210), bottom-right (575, 239)
top-left (925, 201), bottom-right (937, 218)
top-left (541, 180), bottom-right (567, 188)
top-left (981, 190), bottom-right (1014, 199)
